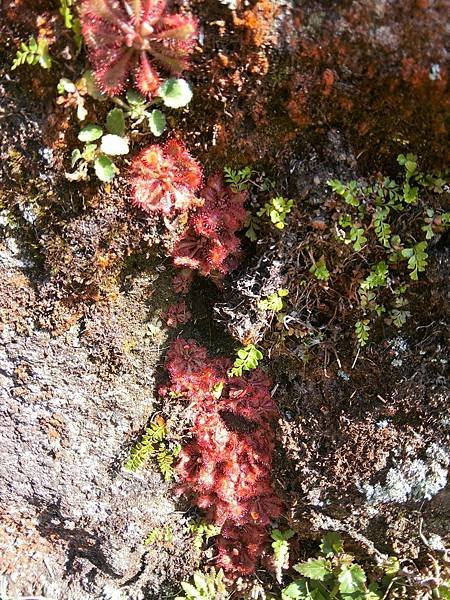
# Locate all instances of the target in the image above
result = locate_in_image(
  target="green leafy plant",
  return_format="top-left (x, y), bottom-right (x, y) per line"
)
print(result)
top-left (228, 344), bottom-right (263, 377)
top-left (175, 568), bottom-right (228, 600)
top-left (258, 289), bottom-right (289, 312)
top-left (123, 418), bottom-right (180, 480)
top-left (145, 317), bottom-right (166, 346)
top-left (123, 89), bottom-right (167, 135)
top-left (57, 77), bottom-right (89, 121)
top-left (158, 78), bottom-right (193, 108)
top-left (67, 110), bottom-right (130, 182)
top-left (144, 525), bottom-right (174, 546)
top-left (224, 166), bottom-right (253, 193)
top-left (11, 36), bottom-right (51, 71)
top-left (337, 216), bottom-right (368, 252)
top-left (281, 533), bottom-right (398, 600)
top-left (272, 529), bottom-right (295, 583)
top-left (325, 154), bottom-right (449, 347)
top-left (244, 211), bottom-right (262, 241)
top-left (123, 419), bottom-right (166, 472)
top-left (112, 78), bottom-right (192, 134)
top-left (397, 153), bottom-right (419, 204)
top-left (355, 320), bottom-right (370, 347)
top-left (59, 0), bottom-right (82, 53)
top-left (401, 241), bottom-right (428, 280)
top-left (373, 207), bottom-right (392, 247)
top-left (156, 442), bottom-right (181, 481)
top-left (310, 258), bottom-right (330, 282)
top-left (328, 179), bottom-right (361, 207)
top-left (422, 208), bottom-right (437, 240)
top-left (188, 520), bottom-right (221, 550)
top-left (56, 70), bottom-right (109, 122)
top-left (258, 196), bottom-right (294, 229)
top-left (360, 261), bottom-right (388, 291)
top-left (385, 286), bottom-right (410, 328)
top-left (358, 289), bottom-right (385, 317)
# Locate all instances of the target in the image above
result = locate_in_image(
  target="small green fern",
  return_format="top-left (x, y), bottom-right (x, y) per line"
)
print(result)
top-left (144, 525), bottom-right (174, 546)
top-left (228, 344), bottom-right (263, 377)
top-left (59, 0), bottom-right (83, 53)
top-left (188, 520), bottom-right (221, 550)
top-left (224, 166), bottom-right (253, 192)
top-left (176, 568), bottom-right (228, 600)
top-left (124, 419), bottom-right (180, 480)
top-left (11, 36), bottom-right (52, 71)
top-left (157, 442), bottom-right (181, 481)
top-left (355, 319), bottom-right (370, 347)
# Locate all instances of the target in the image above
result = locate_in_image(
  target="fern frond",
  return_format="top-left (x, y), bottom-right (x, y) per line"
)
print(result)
top-left (123, 421), bottom-right (166, 472)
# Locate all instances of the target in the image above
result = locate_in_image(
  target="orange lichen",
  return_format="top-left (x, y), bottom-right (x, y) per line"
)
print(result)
top-left (233, 0), bottom-right (278, 47)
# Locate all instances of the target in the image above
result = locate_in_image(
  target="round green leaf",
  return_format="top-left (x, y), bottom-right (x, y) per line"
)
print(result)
top-left (100, 134), bottom-right (129, 156)
top-left (71, 148), bottom-right (82, 167)
top-left (159, 78), bottom-right (193, 108)
top-left (338, 564), bottom-right (367, 594)
top-left (126, 89), bottom-right (146, 106)
top-left (294, 558), bottom-right (331, 581)
top-left (148, 109), bottom-right (166, 136)
top-left (94, 155), bottom-right (116, 182)
top-left (106, 108), bottom-right (126, 136)
top-left (78, 124), bottom-right (103, 142)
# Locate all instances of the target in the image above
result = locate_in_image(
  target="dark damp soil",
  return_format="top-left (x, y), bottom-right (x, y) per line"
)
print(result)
top-left (1, 0), bottom-right (449, 598)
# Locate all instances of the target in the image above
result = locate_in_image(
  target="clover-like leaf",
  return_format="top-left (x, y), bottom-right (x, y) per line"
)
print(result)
top-left (82, 143), bottom-right (97, 162)
top-left (94, 154), bottom-right (116, 182)
top-left (281, 580), bottom-right (309, 599)
top-left (148, 109), bottom-right (166, 136)
top-left (78, 123), bottom-right (103, 142)
top-left (106, 108), bottom-right (126, 136)
top-left (100, 134), bottom-right (129, 156)
top-left (159, 78), bottom-right (193, 108)
top-left (71, 148), bottom-right (82, 167)
top-left (37, 38), bottom-right (52, 69)
top-left (126, 89), bottom-right (146, 106)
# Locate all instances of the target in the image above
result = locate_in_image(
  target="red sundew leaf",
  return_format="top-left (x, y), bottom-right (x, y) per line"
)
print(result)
top-left (172, 269), bottom-right (194, 295)
top-left (137, 51), bottom-right (161, 96)
top-left (165, 300), bottom-right (192, 328)
top-left (244, 493), bottom-right (283, 526)
top-left (80, 0), bottom-right (129, 25)
top-left (165, 140), bottom-right (203, 192)
top-left (141, 0), bottom-right (167, 25)
top-left (95, 47), bottom-right (134, 95)
top-left (216, 523), bottom-right (267, 574)
top-left (156, 15), bottom-right (198, 41)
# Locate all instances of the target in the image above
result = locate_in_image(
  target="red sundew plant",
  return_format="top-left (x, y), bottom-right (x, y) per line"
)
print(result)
top-left (217, 523), bottom-right (267, 575)
top-left (128, 139), bottom-right (203, 216)
top-left (165, 300), bottom-right (191, 328)
top-left (172, 174), bottom-right (247, 276)
top-left (160, 338), bottom-right (282, 575)
top-left (79, 0), bottom-right (198, 97)
top-left (172, 268), bottom-right (194, 295)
